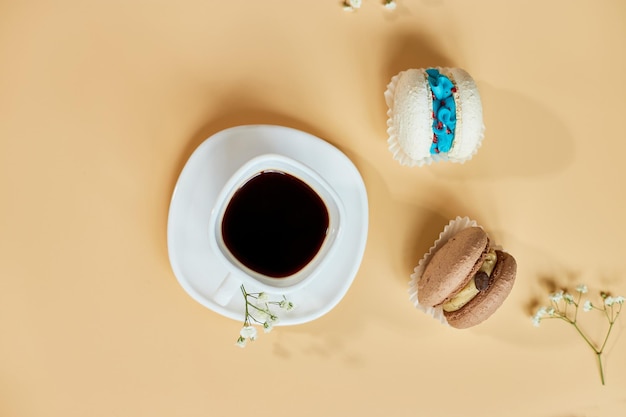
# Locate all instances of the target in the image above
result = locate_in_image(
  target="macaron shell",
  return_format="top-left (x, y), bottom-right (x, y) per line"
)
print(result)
top-left (439, 67), bottom-right (485, 162)
top-left (385, 69), bottom-right (433, 164)
top-left (444, 250), bottom-right (517, 329)
top-left (417, 227), bottom-right (489, 307)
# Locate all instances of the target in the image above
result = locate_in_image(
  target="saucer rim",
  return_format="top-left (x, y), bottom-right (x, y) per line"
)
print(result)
top-left (167, 124), bottom-right (369, 325)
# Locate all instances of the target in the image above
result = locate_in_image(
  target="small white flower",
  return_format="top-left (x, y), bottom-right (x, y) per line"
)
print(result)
top-left (349, 0), bottom-right (362, 8)
top-left (563, 293), bottom-right (574, 304)
top-left (237, 286), bottom-right (291, 347)
top-left (343, 0), bottom-right (359, 10)
top-left (240, 326), bottom-right (257, 341)
top-left (532, 307), bottom-right (547, 327)
top-left (383, 0), bottom-right (397, 10)
top-left (614, 296), bottom-right (625, 304)
top-left (604, 296), bottom-right (615, 306)
top-left (268, 314), bottom-right (279, 325)
top-left (583, 300), bottom-right (593, 312)
top-left (546, 307), bottom-right (556, 316)
top-left (576, 284), bottom-right (588, 294)
top-left (550, 291), bottom-right (564, 302)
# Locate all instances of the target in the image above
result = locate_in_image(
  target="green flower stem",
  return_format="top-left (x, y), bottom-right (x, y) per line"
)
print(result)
top-left (240, 285), bottom-right (251, 326)
top-left (600, 318), bottom-right (616, 352)
top-left (574, 292), bottom-right (582, 322)
top-left (534, 289), bottom-right (623, 385)
top-left (551, 304), bottom-right (608, 385)
top-left (568, 319), bottom-right (606, 384)
top-left (570, 304), bottom-right (620, 386)
top-left (569, 321), bottom-right (598, 353)
top-left (596, 352), bottom-right (605, 385)
top-left (240, 286), bottom-right (270, 324)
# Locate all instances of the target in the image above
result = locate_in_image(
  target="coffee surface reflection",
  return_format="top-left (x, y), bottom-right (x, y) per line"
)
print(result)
top-left (221, 170), bottom-right (329, 278)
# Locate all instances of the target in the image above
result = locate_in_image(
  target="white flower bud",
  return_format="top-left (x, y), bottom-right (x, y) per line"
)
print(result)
top-left (532, 307), bottom-right (547, 327)
top-left (576, 284), bottom-right (588, 294)
top-left (583, 300), bottom-right (593, 312)
top-left (384, 0), bottom-right (397, 10)
top-left (550, 291), bottom-right (564, 302)
top-left (532, 315), bottom-right (541, 327)
top-left (240, 326), bottom-right (257, 340)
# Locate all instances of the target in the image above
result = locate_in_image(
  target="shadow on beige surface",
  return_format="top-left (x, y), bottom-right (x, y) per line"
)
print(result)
top-left (352, 155), bottom-right (468, 281)
top-left (166, 92), bottom-right (356, 229)
top-left (381, 31), bottom-right (455, 83)
top-left (428, 83), bottom-right (575, 179)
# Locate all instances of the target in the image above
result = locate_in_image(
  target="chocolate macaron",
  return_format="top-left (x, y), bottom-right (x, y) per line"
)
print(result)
top-left (410, 218), bottom-right (517, 329)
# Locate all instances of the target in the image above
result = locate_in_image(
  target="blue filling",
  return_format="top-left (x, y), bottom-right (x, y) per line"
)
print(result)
top-left (426, 68), bottom-right (456, 154)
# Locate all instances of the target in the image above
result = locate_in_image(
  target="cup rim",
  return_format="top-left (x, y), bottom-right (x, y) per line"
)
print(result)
top-left (208, 153), bottom-right (345, 293)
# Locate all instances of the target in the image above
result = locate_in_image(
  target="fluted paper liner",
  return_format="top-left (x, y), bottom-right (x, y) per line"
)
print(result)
top-left (408, 216), bottom-right (502, 325)
top-left (385, 72), bottom-right (426, 167)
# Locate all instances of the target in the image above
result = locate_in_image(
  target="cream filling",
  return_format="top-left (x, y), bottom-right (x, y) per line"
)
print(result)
top-left (442, 251), bottom-right (497, 312)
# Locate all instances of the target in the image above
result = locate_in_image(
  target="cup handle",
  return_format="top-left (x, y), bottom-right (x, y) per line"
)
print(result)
top-left (212, 272), bottom-right (241, 306)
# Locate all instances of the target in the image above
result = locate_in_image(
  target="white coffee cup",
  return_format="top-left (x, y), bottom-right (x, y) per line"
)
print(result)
top-left (208, 154), bottom-right (345, 306)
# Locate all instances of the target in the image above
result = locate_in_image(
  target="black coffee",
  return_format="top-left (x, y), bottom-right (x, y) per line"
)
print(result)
top-left (221, 170), bottom-right (329, 278)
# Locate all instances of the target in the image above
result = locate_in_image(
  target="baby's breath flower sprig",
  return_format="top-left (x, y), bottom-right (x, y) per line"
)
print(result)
top-left (383, 0), bottom-right (397, 10)
top-left (531, 284), bottom-right (624, 385)
top-left (235, 285), bottom-right (295, 348)
top-left (342, 0), bottom-right (397, 11)
top-left (342, 0), bottom-right (362, 11)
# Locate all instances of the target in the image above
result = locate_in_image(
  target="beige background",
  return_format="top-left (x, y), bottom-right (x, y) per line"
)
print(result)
top-left (2, 0), bottom-right (625, 416)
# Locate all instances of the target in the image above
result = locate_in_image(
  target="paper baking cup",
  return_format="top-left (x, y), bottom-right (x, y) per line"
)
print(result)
top-left (385, 68), bottom-right (485, 167)
top-left (385, 71), bottom-right (444, 167)
top-left (408, 216), bottom-right (502, 325)
top-left (385, 72), bottom-right (424, 167)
